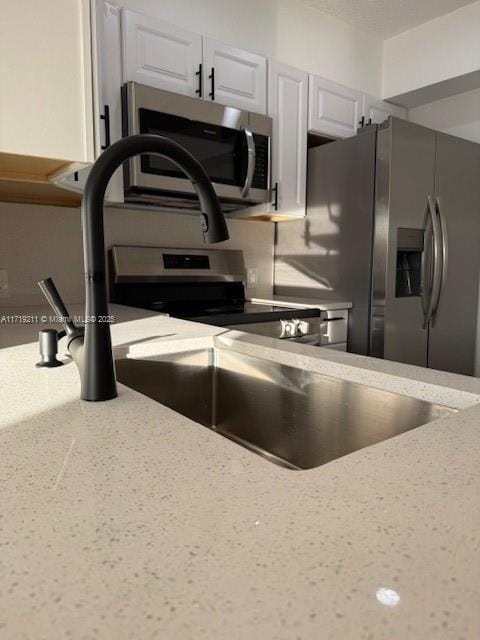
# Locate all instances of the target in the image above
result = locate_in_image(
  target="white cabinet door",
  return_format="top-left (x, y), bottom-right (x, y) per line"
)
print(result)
top-left (1, 0), bottom-right (94, 165)
top-left (122, 9), bottom-right (202, 97)
top-left (93, 0), bottom-right (124, 202)
top-left (361, 94), bottom-right (407, 125)
top-left (308, 75), bottom-right (362, 138)
top-left (54, 1), bottom-right (124, 203)
top-left (203, 38), bottom-right (267, 114)
top-left (268, 61), bottom-right (308, 218)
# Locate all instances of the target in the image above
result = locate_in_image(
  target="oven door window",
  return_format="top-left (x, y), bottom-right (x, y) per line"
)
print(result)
top-left (138, 108), bottom-right (248, 187)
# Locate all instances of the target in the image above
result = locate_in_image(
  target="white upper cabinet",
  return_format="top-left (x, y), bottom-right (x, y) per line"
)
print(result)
top-left (268, 61), bottom-right (308, 218)
top-left (0, 0), bottom-right (94, 166)
top-left (120, 15), bottom-right (266, 113)
top-left (203, 38), bottom-right (267, 114)
top-left (308, 76), bottom-right (407, 139)
top-left (361, 94), bottom-right (407, 126)
top-left (94, 1), bottom-right (124, 154)
top-left (308, 75), bottom-right (363, 138)
top-left (55, 1), bottom-right (124, 203)
top-left (122, 9), bottom-right (202, 97)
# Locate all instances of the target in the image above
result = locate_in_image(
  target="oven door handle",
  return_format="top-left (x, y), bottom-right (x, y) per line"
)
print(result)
top-left (241, 127), bottom-right (256, 198)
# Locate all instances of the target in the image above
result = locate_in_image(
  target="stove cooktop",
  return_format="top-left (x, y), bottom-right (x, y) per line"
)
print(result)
top-left (175, 303), bottom-right (320, 327)
top-left (128, 299), bottom-right (320, 326)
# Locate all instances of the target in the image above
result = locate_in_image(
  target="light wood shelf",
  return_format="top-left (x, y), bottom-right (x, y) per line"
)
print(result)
top-left (0, 152), bottom-right (82, 207)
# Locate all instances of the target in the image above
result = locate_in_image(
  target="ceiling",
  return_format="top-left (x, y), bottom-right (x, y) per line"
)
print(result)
top-left (297, 0), bottom-right (477, 38)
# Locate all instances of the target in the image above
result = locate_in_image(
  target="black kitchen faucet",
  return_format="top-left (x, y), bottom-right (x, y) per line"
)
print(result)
top-left (38, 134), bottom-right (229, 401)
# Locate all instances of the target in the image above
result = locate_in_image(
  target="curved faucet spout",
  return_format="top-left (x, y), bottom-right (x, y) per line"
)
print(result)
top-left (80, 134), bottom-right (229, 402)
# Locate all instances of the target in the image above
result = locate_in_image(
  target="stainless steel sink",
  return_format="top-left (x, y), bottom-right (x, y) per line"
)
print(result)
top-left (116, 348), bottom-right (455, 470)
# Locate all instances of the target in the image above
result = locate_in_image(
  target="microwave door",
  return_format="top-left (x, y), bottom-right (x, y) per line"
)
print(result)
top-left (130, 108), bottom-right (248, 200)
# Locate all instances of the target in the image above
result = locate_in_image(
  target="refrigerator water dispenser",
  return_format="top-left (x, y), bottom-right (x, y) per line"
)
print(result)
top-left (395, 228), bottom-right (424, 297)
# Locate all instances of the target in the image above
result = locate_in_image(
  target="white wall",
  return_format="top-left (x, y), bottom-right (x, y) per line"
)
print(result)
top-left (121, 0), bottom-right (383, 96)
top-left (0, 203), bottom-right (274, 307)
top-left (408, 88), bottom-right (480, 143)
top-left (383, 0), bottom-right (480, 101)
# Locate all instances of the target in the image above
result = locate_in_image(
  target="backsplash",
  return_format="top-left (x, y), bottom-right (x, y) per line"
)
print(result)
top-left (0, 202), bottom-right (274, 307)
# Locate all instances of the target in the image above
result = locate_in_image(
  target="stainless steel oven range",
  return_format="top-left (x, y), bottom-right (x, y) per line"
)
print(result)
top-left (110, 246), bottom-right (345, 348)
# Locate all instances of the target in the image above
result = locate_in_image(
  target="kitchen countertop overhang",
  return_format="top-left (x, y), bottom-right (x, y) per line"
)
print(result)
top-left (249, 294), bottom-right (352, 311)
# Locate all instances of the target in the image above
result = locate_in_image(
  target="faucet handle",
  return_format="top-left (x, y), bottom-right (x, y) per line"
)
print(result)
top-left (38, 278), bottom-right (78, 337)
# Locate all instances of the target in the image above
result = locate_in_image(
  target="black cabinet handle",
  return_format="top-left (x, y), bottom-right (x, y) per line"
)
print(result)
top-left (73, 171), bottom-right (79, 182)
top-left (358, 116), bottom-right (365, 128)
top-left (272, 182), bottom-right (279, 211)
top-left (208, 67), bottom-right (215, 100)
top-left (100, 104), bottom-right (111, 150)
top-left (195, 63), bottom-right (203, 98)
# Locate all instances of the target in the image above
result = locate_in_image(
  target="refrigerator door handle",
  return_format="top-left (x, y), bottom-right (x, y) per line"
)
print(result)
top-left (423, 195), bottom-right (443, 329)
top-left (421, 197), bottom-right (433, 328)
top-left (431, 197), bottom-right (448, 326)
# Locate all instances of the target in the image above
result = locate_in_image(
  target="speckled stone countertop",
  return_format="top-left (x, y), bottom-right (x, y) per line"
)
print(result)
top-left (1, 304), bottom-right (480, 640)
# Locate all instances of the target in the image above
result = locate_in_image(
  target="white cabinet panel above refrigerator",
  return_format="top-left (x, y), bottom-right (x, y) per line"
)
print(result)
top-left (308, 75), bottom-right (362, 138)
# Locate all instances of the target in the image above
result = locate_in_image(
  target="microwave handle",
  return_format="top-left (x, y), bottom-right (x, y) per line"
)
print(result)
top-left (241, 127), bottom-right (256, 198)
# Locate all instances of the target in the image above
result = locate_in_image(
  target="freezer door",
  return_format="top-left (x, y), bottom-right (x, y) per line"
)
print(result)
top-left (427, 133), bottom-right (480, 375)
top-left (274, 130), bottom-right (377, 354)
top-left (372, 118), bottom-right (436, 366)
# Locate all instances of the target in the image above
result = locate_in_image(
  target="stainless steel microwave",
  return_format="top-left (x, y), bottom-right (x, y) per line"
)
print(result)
top-left (121, 82), bottom-right (272, 212)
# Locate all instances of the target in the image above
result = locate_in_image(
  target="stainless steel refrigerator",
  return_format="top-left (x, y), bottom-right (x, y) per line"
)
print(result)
top-left (274, 117), bottom-right (480, 375)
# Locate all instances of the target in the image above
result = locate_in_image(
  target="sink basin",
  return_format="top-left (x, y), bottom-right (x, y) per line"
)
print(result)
top-left (116, 348), bottom-right (455, 470)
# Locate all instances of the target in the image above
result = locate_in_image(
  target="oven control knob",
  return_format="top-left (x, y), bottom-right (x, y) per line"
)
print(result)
top-left (291, 319), bottom-right (301, 336)
top-left (280, 319), bottom-right (297, 338)
top-left (297, 320), bottom-right (310, 336)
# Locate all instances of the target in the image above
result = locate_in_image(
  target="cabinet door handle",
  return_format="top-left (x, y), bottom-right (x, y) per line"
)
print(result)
top-left (358, 116), bottom-right (365, 128)
top-left (195, 63), bottom-right (203, 98)
top-left (100, 104), bottom-right (111, 150)
top-left (272, 182), bottom-right (279, 211)
top-left (208, 67), bottom-right (215, 100)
